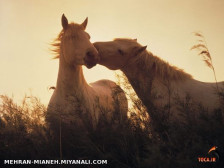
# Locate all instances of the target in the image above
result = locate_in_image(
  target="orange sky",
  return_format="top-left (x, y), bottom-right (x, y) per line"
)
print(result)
top-left (0, 0), bottom-right (224, 104)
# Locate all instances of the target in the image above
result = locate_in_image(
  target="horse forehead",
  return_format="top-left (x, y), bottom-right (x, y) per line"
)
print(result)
top-left (65, 24), bottom-right (85, 37)
top-left (114, 39), bottom-right (136, 45)
top-left (114, 41), bottom-right (137, 49)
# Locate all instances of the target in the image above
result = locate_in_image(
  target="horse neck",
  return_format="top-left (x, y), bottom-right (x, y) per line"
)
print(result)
top-left (121, 51), bottom-right (188, 110)
top-left (56, 53), bottom-right (89, 97)
top-left (122, 55), bottom-right (154, 108)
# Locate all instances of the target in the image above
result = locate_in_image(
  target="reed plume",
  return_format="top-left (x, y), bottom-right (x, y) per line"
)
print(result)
top-left (191, 32), bottom-right (219, 93)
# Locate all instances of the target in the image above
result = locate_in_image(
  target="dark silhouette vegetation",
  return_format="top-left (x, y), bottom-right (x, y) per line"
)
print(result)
top-left (0, 80), bottom-right (223, 168)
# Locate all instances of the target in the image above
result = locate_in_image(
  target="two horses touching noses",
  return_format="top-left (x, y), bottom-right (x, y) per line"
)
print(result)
top-left (46, 14), bottom-right (128, 133)
top-left (47, 14), bottom-right (223, 133)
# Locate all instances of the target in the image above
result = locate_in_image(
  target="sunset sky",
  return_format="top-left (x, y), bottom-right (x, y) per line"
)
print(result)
top-left (0, 0), bottom-right (224, 104)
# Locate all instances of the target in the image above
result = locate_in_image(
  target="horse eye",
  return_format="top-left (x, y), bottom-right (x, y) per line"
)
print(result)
top-left (118, 49), bottom-right (124, 55)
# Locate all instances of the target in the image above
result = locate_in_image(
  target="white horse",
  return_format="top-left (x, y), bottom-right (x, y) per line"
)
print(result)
top-left (47, 15), bottom-right (127, 130)
top-left (94, 38), bottom-right (223, 122)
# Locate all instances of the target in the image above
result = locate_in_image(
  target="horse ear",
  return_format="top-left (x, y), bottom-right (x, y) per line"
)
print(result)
top-left (61, 14), bottom-right (68, 30)
top-left (81, 17), bottom-right (88, 30)
top-left (136, 45), bottom-right (147, 54)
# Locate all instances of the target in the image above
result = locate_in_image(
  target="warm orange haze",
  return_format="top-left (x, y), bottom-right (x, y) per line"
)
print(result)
top-left (0, 0), bottom-right (224, 105)
top-left (1, 1), bottom-right (224, 167)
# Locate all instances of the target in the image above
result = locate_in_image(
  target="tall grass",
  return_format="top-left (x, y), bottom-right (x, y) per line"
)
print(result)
top-left (0, 84), bottom-right (224, 167)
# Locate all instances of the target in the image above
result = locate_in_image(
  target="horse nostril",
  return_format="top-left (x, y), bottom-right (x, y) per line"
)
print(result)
top-left (86, 51), bottom-right (92, 58)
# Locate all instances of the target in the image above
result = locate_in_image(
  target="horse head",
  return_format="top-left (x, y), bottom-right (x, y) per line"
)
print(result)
top-left (94, 38), bottom-right (146, 70)
top-left (60, 14), bottom-right (99, 69)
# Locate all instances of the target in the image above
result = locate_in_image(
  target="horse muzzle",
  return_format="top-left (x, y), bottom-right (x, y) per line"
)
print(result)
top-left (84, 49), bottom-right (100, 69)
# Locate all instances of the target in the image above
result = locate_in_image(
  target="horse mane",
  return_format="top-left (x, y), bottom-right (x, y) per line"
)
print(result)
top-left (113, 38), bottom-right (192, 81)
top-left (51, 30), bottom-right (64, 59)
top-left (135, 50), bottom-right (192, 81)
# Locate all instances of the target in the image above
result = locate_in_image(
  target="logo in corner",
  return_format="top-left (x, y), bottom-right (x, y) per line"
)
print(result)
top-left (198, 146), bottom-right (220, 163)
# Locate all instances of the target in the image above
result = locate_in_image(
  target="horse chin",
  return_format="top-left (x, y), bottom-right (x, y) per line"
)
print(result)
top-left (85, 62), bottom-right (97, 69)
top-left (98, 62), bottom-right (118, 70)
top-left (107, 66), bottom-right (118, 70)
